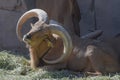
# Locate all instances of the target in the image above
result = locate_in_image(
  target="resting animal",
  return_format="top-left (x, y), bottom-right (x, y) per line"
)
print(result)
top-left (16, 9), bottom-right (120, 75)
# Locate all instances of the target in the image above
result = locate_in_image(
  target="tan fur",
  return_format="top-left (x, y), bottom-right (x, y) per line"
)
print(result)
top-left (24, 22), bottom-right (120, 75)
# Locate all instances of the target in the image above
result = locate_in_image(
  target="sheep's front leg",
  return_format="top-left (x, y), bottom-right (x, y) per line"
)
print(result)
top-left (30, 52), bottom-right (39, 69)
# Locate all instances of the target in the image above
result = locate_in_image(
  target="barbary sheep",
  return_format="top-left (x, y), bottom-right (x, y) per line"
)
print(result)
top-left (16, 9), bottom-right (120, 75)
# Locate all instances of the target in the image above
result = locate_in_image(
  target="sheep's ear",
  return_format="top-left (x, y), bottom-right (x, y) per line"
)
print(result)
top-left (30, 23), bottom-right (34, 28)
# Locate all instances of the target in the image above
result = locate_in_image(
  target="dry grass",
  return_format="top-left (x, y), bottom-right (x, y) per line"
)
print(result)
top-left (0, 51), bottom-right (120, 80)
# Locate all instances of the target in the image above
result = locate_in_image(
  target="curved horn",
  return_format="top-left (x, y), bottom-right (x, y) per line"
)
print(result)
top-left (43, 24), bottom-right (73, 64)
top-left (16, 9), bottom-right (48, 41)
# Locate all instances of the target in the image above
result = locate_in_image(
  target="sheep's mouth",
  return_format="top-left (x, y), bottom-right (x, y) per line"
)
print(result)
top-left (23, 37), bottom-right (31, 44)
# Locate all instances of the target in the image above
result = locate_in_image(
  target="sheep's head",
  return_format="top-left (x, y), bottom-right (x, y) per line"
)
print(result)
top-left (16, 9), bottom-right (73, 64)
top-left (23, 22), bottom-right (52, 48)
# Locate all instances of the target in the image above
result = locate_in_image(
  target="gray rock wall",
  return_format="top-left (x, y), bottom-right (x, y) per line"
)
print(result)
top-left (0, 0), bottom-right (28, 53)
top-left (77, 0), bottom-right (120, 39)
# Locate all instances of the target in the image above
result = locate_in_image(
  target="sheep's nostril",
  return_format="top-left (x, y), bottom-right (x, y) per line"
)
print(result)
top-left (23, 34), bottom-right (31, 40)
top-left (26, 35), bottom-right (31, 39)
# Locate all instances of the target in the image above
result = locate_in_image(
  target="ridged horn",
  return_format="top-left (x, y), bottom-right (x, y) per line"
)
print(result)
top-left (43, 24), bottom-right (73, 64)
top-left (16, 9), bottom-right (48, 41)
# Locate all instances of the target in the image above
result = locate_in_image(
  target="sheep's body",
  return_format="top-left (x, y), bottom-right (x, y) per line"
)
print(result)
top-left (28, 33), bottom-right (120, 75)
top-left (67, 37), bottom-right (120, 73)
